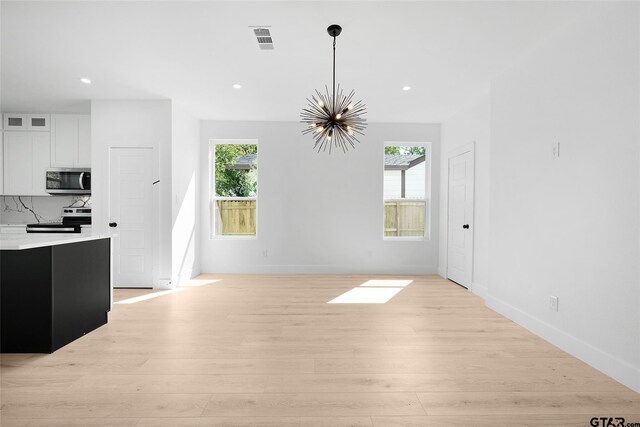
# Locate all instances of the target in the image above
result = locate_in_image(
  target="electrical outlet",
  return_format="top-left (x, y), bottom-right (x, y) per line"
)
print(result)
top-left (551, 142), bottom-right (560, 158)
top-left (549, 295), bottom-right (559, 312)
top-left (158, 278), bottom-right (173, 289)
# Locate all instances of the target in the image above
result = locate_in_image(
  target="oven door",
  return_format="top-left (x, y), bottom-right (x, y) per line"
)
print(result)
top-left (46, 169), bottom-right (91, 194)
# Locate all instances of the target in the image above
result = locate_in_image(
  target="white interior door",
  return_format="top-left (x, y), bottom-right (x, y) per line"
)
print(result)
top-left (109, 148), bottom-right (154, 288)
top-left (447, 149), bottom-right (474, 288)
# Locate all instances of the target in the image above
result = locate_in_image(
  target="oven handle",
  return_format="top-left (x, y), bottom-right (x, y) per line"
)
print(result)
top-left (79, 172), bottom-right (85, 190)
top-left (27, 227), bottom-right (77, 232)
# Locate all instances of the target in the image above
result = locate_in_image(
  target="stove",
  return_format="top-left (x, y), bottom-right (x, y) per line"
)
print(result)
top-left (26, 207), bottom-right (91, 234)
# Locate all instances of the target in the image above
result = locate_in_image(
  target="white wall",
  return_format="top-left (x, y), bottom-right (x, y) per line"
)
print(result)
top-left (91, 100), bottom-right (172, 287)
top-left (439, 94), bottom-right (491, 296)
top-left (200, 121), bottom-right (440, 274)
top-left (488, 3), bottom-right (640, 391)
top-left (171, 104), bottom-right (201, 285)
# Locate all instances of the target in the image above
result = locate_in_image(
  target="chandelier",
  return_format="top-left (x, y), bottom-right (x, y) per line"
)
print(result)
top-left (301, 24), bottom-right (367, 154)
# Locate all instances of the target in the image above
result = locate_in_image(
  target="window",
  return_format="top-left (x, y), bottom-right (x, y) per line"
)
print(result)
top-left (383, 143), bottom-right (428, 238)
top-left (211, 140), bottom-right (258, 238)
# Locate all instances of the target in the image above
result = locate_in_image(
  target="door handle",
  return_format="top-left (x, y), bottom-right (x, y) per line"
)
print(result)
top-left (463, 224), bottom-right (470, 229)
top-left (109, 222), bottom-right (118, 228)
top-left (79, 172), bottom-right (85, 190)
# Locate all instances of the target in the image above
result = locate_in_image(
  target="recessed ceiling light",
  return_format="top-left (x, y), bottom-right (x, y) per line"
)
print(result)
top-left (232, 83), bottom-right (242, 89)
top-left (80, 78), bottom-right (91, 84)
top-left (402, 86), bottom-right (411, 91)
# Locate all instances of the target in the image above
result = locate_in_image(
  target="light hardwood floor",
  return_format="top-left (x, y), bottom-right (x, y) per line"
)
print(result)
top-left (1, 274), bottom-right (639, 426)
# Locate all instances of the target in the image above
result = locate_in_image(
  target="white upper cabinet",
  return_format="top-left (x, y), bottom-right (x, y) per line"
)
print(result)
top-left (27, 114), bottom-right (50, 131)
top-left (4, 114), bottom-right (27, 131)
top-left (3, 131), bottom-right (50, 196)
top-left (3, 132), bottom-right (31, 194)
top-left (31, 132), bottom-right (51, 195)
top-left (51, 114), bottom-right (91, 168)
top-left (0, 133), bottom-right (4, 194)
top-left (0, 112), bottom-right (88, 195)
top-left (3, 114), bottom-right (49, 131)
top-left (51, 115), bottom-right (76, 166)
top-left (77, 115), bottom-right (91, 167)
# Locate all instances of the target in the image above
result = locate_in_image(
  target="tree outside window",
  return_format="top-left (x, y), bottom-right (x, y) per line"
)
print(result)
top-left (212, 142), bottom-right (258, 237)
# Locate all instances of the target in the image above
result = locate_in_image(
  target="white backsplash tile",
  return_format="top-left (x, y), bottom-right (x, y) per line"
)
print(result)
top-left (0, 196), bottom-right (91, 224)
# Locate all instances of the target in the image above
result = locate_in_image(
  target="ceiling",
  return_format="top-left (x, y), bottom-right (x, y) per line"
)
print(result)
top-left (1, 1), bottom-right (590, 122)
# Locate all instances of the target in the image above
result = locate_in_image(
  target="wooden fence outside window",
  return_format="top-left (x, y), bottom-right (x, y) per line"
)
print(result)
top-left (214, 199), bottom-right (257, 236)
top-left (213, 199), bottom-right (424, 237)
top-left (384, 200), bottom-right (426, 237)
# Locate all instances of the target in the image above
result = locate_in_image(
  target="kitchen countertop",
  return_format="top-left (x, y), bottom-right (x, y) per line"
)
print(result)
top-left (0, 233), bottom-right (112, 250)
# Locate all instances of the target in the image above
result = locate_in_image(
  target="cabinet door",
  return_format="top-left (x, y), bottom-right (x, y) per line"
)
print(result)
top-left (76, 115), bottom-right (91, 167)
top-left (31, 132), bottom-right (51, 195)
top-left (3, 132), bottom-right (32, 195)
top-left (27, 114), bottom-right (50, 131)
top-left (4, 114), bottom-right (27, 131)
top-left (50, 115), bottom-right (76, 167)
top-left (0, 134), bottom-right (3, 194)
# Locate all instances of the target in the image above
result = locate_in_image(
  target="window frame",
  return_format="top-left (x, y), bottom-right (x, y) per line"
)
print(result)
top-left (382, 141), bottom-right (431, 241)
top-left (209, 138), bottom-right (259, 240)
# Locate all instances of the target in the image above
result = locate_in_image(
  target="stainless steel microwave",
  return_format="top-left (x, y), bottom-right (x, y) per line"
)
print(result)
top-left (46, 168), bottom-right (91, 195)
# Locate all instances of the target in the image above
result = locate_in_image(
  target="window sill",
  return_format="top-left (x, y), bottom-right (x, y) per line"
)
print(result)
top-left (383, 236), bottom-right (428, 242)
top-left (210, 235), bottom-right (258, 241)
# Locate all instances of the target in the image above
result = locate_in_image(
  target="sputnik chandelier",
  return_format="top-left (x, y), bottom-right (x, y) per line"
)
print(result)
top-left (301, 24), bottom-right (367, 153)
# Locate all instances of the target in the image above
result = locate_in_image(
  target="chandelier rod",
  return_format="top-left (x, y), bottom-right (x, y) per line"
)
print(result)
top-left (332, 36), bottom-right (336, 112)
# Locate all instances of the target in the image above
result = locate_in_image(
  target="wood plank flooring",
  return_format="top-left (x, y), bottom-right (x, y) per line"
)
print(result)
top-left (1, 274), bottom-right (639, 426)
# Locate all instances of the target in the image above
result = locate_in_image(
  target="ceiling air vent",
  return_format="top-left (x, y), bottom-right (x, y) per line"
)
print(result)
top-left (251, 27), bottom-right (274, 50)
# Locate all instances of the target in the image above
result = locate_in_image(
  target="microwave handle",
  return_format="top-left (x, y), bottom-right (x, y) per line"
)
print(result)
top-left (79, 172), bottom-right (85, 190)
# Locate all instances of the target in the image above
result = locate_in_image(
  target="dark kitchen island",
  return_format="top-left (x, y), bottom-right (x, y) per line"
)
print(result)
top-left (0, 234), bottom-right (112, 353)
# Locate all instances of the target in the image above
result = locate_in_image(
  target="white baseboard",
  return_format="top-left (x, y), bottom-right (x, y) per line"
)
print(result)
top-left (170, 267), bottom-right (202, 287)
top-left (486, 293), bottom-right (640, 393)
top-left (200, 264), bottom-right (439, 275)
top-left (155, 278), bottom-right (173, 290)
top-left (471, 282), bottom-right (488, 299)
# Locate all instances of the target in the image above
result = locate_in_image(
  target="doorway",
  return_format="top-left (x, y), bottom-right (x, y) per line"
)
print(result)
top-left (447, 144), bottom-right (475, 288)
top-left (109, 147), bottom-right (154, 288)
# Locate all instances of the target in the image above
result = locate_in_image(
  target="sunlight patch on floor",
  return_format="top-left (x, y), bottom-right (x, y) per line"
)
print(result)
top-left (360, 279), bottom-right (412, 287)
top-left (327, 279), bottom-right (413, 304)
top-left (327, 287), bottom-right (404, 304)
top-left (115, 288), bottom-right (186, 305)
top-left (116, 279), bottom-right (221, 304)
